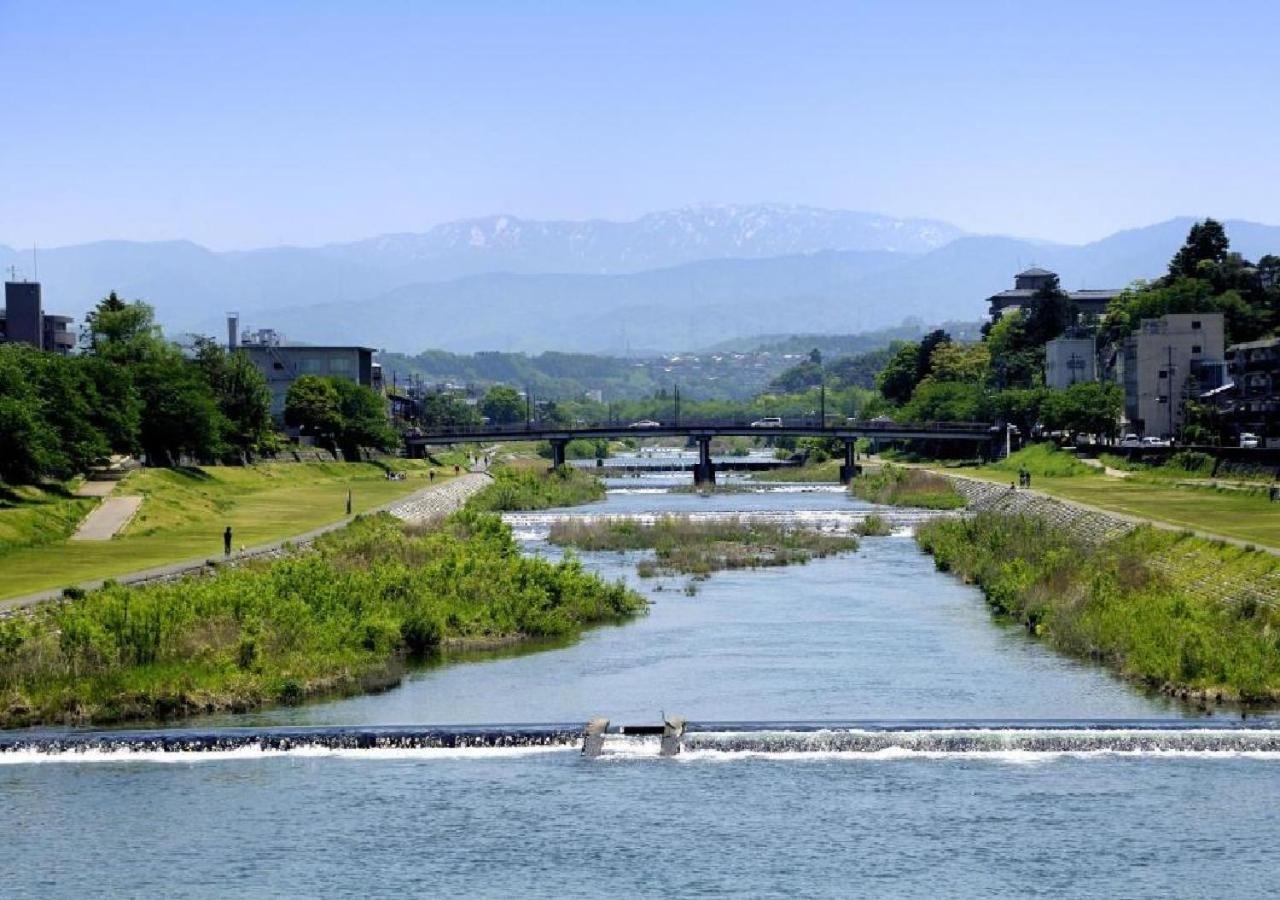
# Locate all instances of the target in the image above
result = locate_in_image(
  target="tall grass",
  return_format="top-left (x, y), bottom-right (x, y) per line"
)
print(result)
top-left (0, 511), bottom-right (644, 727)
top-left (467, 465), bottom-right (605, 511)
top-left (916, 513), bottom-right (1280, 703)
top-left (989, 443), bottom-right (1094, 478)
top-left (849, 465), bottom-right (965, 509)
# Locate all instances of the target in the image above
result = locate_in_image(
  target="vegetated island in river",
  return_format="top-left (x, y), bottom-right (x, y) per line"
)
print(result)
top-left (0, 510), bottom-right (644, 728)
top-left (917, 511), bottom-right (1280, 706)
top-left (850, 464), bottom-right (966, 509)
top-left (466, 463), bottom-right (606, 511)
top-left (548, 514), bottom-right (884, 578)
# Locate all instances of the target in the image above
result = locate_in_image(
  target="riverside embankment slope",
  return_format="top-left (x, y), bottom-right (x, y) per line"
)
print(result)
top-left (0, 473), bottom-right (492, 614)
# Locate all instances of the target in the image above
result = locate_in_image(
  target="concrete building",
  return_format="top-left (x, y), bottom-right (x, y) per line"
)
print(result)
top-left (1120, 313), bottom-right (1225, 438)
top-left (235, 324), bottom-right (376, 419)
top-left (987, 267), bottom-right (1122, 323)
top-left (1044, 336), bottom-right (1097, 390)
top-left (1226, 336), bottom-right (1280, 440)
top-left (0, 281), bottom-right (76, 354)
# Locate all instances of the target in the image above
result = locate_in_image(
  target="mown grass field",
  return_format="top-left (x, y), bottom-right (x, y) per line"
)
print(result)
top-left (0, 482), bottom-right (98, 553)
top-left (0, 458), bottom-right (463, 601)
top-left (955, 458), bottom-right (1280, 550)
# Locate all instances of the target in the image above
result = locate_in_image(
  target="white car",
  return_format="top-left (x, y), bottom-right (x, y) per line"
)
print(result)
top-left (629, 419), bottom-right (662, 429)
top-left (1118, 434), bottom-right (1142, 447)
top-left (1240, 432), bottom-right (1260, 449)
top-left (750, 417), bottom-right (783, 428)
top-left (1140, 436), bottom-right (1171, 447)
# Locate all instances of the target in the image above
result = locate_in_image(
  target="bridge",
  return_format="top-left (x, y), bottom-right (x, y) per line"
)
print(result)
top-left (406, 419), bottom-right (997, 484)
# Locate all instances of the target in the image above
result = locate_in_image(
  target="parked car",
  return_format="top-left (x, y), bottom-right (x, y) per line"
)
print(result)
top-left (750, 417), bottom-right (783, 428)
top-left (629, 419), bottom-right (662, 429)
top-left (1140, 436), bottom-right (1171, 447)
top-left (1240, 432), bottom-right (1260, 449)
top-left (1118, 434), bottom-right (1142, 447)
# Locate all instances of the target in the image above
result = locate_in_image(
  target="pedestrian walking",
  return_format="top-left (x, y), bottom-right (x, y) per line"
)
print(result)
top-left (346, 489), bottom-right (352, 516)
top-left (223, 525), bottom-right (232, 557)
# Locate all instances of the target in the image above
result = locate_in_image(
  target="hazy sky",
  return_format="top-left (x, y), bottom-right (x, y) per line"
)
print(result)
top-left (1, 0), bottom-right (1277, 250)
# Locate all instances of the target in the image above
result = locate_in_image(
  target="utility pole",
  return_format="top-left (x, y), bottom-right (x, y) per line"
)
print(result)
top-left (1166, 346), bottom-right (1175, 440)
top-left (673, 383), bottom-right (680, 427)
top-left (525, 385), bottom-right (532, 428)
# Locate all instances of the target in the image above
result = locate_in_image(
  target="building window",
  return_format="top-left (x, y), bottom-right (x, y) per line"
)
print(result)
top-left (329, 356), bottom-right (353, 373)
top-left (272, 362), bottom-right (284, 371)
top-left (1191, 320), bottom-right (1201, 329)
top-left (300, 358), bottom-right (322, 374)
top-left (1158, 369), bottom-right (1167, 379)
top-left (1192, 345), bottom-right (1201, 354)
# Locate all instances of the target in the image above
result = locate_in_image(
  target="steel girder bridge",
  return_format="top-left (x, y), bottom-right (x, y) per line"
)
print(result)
top-left (405, 419), bottom-right (996, 485)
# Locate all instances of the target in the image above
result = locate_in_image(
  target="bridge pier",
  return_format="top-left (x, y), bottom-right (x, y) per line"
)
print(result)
top-left (549, 438), bottom-right (568, 470)
top-left (839, 438), bottom-right (862, 484)
top-left (692, 436), bottom-right (716, 486)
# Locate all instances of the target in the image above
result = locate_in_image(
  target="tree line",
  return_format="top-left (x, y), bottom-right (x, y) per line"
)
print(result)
top-left (1, 293), bottom-right (394, 486)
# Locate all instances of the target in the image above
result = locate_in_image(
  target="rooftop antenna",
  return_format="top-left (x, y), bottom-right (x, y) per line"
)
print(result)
top-left (5, 265), bottom-right (17, 281)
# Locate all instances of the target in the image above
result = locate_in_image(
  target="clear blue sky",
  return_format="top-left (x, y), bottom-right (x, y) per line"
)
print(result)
top-left (1, 0), bottom-right (1277, 250)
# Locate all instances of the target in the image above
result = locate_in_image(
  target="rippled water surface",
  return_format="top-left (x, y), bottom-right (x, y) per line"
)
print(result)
top-left (3, 474), bottom-right (1278, 898)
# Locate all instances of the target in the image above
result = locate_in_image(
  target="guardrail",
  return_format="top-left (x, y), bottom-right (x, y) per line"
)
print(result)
top-left (406, 419), bottom-right (996, 440)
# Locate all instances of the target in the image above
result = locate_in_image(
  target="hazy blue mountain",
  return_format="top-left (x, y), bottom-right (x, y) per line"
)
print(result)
top-left (4, 212), bottom-right (1277, 352)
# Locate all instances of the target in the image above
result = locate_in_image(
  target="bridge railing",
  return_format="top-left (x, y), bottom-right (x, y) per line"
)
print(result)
top-left (404, 418), bottom-right (995, 439)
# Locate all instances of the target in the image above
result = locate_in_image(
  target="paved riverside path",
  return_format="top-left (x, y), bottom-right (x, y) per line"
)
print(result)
top-left (0, 472), bottom-right (492, 614)
top-left (70, 496), bottom-right (143, 541)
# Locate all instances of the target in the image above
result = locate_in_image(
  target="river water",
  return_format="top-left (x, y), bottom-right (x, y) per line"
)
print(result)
top-left (3, 471), bottom-right (1279, 898)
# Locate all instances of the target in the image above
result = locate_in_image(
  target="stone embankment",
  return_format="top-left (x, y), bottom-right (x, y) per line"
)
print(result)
top-left (942, 473), bottom-right (1280, 613)
top-left (385, 473), bottom-right (491, 523)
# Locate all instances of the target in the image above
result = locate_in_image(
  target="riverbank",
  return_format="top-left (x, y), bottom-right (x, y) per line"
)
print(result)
top-left (850, 464), bottom-right (965, 509)
top-left (0, 459), bottom-right (467, 601)
top-left (466, 463), bottom-right (606, 511)
top-left (0, 509), bottom-right (644, 728)
top-left (917, 504), bottom-right (1280, 706)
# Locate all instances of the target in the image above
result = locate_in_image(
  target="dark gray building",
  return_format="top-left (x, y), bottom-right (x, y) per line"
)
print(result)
top-left (237, 327), bottom-right (376, 420)
top-left (987, 267), bottom-right (1121, 323)
top-left (0, 281), bottom-right (76, 353)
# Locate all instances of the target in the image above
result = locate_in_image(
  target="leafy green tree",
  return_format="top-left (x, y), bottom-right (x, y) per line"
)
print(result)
top-left (133, 351), bottom-right (225, 466)
top-left (25, 351), bottom-right (110, 475)
top-left (876, 342), bottom-right (921, 405)
top-left (81, 293), bottom-right (165, 364)
top-left (1023, 274), bottom-right (1076, 346)
top-left (902, 379), bottom-right (989, 423)
top-left (994, 387), bottom-right (1048, 438)
top-left (284, 375), bottom-right (343, 448)
top-left (1169, 218), bottom-right (1229, 279)
top-left (418, 392), bottom-right (481, 428)
top-left (927, 342), bottom-right (991, 383)
top-left (916, 329), bottom-right (951, 384)
top-left (482, 385), bottom-right (525, 424)
top-left (768, 360), bottom-right (824, 392)
top-left (193, 338), bottom-right (273, 457)
top-left (79, 356), bottom-right (141, 454)
top-left (1040, 382), bottom-right (1123, 441)
top-left (0, 346), bottom-right (62, 483)
top-left (331, 379), bottom-right (396, 458)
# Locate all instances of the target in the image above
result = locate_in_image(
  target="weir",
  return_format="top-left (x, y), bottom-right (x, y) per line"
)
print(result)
top-left (6, 720), bottom-right (1280, 761)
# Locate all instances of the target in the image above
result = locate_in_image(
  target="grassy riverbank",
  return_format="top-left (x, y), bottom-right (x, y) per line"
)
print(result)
top-left (466, 464), bottom-right (606, 511)
top-left (0, 511), bottom-right (644, 727)
top-left (0, 460), bottom-right (457, 601)
top-left (0, 483), bottom-right (98, 553)
top-left (917, 512), bottom-right (1280, 704)
top-left (548, 515), bottom-right (862, 577)
top-left (752, 460), bottom-right (842, 482)
top-left (949, 444), bottom-right (1280, 549)
top-left (850, 465), bottom-right (965, 509)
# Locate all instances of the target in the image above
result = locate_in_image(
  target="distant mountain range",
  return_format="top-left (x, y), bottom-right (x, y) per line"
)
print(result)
top-left (3, 205), bottom-right (1277, 354)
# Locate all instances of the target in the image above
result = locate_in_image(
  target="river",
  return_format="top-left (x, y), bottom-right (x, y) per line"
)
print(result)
top-left (2, 469), bottom-right (1278, 898)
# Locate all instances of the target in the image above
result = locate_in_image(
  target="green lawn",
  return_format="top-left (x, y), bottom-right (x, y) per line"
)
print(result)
top-left (0, 459), bottom-right (461, 600)
top-left (0, 482), bottom-right (98, 553)
top-left (956, 466), bottom-right (1280, 550)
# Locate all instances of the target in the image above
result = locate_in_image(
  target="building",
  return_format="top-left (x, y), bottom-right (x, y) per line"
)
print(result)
top-left (0, 280), bottom-right (76, 354)
top-left (233, 321), bottom-right (376, 420)
top-left (987, 267), bottom-right (1122, 322)
top-left (1120, 313), bottom-right (1225, 438)
top-left (1044, 336), bottom-right (1097, 390)
top-left (1225, 336), bottom-right (1280, 440)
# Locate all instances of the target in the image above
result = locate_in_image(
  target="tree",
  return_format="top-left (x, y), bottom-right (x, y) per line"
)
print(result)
top-left (25, 351), bottom-right (110, 475)
top-left (927, 342), bottom-right (991, 383)
top-left (133, 350), bottom-right (224, 466)
top-left (915, 329), bottom-right (951, 384)
top-left (284, 375), bottom-right (343, 448)
top-left (1023, 274), bottom-right (1076, 346)
top-left (80, 356), bottom-right (141, 455)
top-left (902, 379), bottom-right (989, 423)
top-left (1169, 218), bottom-right (1229, 280)
top-left (193, 338), bottom-right (273, 457)
top-left (769, 360), bottom-right (824, 393)
top-left (876, 342), bottom-right (921, 405)
top-left (994, 387), bottom-right (1048, 438)
top-left (0, 346), bottom-right (62, 483)
top-left (331, 379), bottom-right (396, 458)
top-left (1040, 382), bottom-right (1123, 441)
top-left (418, 392), bottom-right (481, 428)
top-left (482, 385), bottom-right (525, 424)
top-left (81, 293), bottom-right (165, 364)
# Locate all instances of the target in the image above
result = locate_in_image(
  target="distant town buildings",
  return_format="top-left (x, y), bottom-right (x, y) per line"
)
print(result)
top-left (0, 280), bottom-right (76, 354)
top-left (986, 267), bottom-right (1121, 322)
top-left (1224, 336), bottom-right (1280, 442)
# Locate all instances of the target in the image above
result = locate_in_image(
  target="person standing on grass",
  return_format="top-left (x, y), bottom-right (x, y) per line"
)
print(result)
top-left (224, 526), bottom-right (232, 557)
